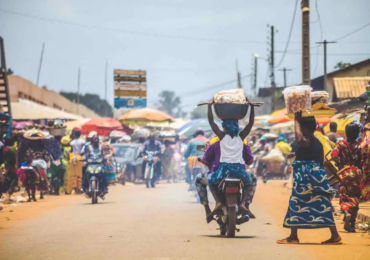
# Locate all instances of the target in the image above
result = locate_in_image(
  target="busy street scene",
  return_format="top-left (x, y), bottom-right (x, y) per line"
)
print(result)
top-left (0, 0), bottom-right (370, 259)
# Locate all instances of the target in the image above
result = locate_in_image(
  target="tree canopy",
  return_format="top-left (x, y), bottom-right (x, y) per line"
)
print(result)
top-left (334, 61), bottom-right (352, 70)
top-left (60, 91), bottom-right (113, 117)
top-left (156, 90), bottom-right (185, 117)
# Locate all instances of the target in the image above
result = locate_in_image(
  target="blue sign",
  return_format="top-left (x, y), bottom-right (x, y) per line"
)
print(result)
top-left (114, 98), bottom-right (147, 108)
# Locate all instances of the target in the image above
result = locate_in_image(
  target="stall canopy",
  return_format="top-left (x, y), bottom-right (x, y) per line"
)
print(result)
top-left (81, 118), bottom-right (123, 136)
top-left (269, 108), bottom-right (333, 126)
top-left (11, 99), bottom-right (85, 120)
top-left (64, 119), bottom-right (91, 131)
top-left (119, 108), bottom-right (174, 124)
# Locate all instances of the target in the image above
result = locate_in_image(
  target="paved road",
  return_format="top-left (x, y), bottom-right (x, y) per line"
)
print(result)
top-left (1, 181), bottom-right (369, 260)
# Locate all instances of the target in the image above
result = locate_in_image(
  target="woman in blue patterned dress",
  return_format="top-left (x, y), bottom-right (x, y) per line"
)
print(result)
top-left (277, 112), bottom-right (341, 245)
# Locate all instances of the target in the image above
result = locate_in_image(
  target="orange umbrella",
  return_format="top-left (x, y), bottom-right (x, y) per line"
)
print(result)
top-left (268, 108), bottom-right (332, 126)
top-left (268, 108), bottom-right (291, 124)
top-left (119, 108), bottom-right (174, 123)
top-left (81, 118), bottom-right (123, 136)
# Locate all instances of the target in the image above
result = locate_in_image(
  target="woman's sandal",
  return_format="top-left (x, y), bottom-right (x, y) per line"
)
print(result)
top-left (206, 213), bottom-right (215, 223)
top-left (321, 237), bottom-right (342, 245)
top-left (276, 238), bottom-right (300, 244)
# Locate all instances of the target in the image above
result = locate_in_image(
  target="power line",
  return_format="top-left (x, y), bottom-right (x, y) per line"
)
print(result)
top-left (0, 8), bottom-right (270, 45)
top-left (334, 21), bottom-right (370, 42)
top-left (274, 0), bottom-right (299, 68)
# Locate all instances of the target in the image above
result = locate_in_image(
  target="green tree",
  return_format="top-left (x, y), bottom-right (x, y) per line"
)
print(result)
top-left (190, 103), bottom-right (208, 119)
top-left (6, 68), bottom-right (14, 75)
top-left (156, 90), bottom-right (183, 117)
top-left (60, 91), bottom-right (113, 117)
top-left (334, 61), bottom-right (351, 70)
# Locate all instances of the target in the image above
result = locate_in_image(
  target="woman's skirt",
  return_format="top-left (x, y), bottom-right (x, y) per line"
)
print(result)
top-left (105, 165), bottom-right (117, 184)
top-left (337, 165), bottom-right (362, 216)
top-left (283, 160), bottom-right (336, 229)
top-left (207, 162), bottom-right (251, 185)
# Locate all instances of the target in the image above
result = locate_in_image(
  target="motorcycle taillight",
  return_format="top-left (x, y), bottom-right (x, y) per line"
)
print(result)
top-left (225, 186), bottom-right (239, 193)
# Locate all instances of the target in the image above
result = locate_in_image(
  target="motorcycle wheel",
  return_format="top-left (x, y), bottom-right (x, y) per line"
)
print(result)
top-left (262, 175), bottom-right (268, 184)
top-left (91, 180), bottom-right (97, 204)
top-left (226, 207), bottom-right (236, 238)
top-left (151, 178), bottom-right (156, 188)
top-left (146, 178), bottom-right (150, 188)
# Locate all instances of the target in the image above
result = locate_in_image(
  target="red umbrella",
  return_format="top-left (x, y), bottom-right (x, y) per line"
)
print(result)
top-left (81, 118), bottom-right (123, 136)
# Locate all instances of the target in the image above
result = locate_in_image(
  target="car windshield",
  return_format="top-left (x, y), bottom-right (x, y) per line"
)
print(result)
top-left (113, 145), bottom-right (137, 160)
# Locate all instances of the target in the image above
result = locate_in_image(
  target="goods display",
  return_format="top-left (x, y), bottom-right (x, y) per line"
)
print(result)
top-left (311, 91), bottom-right (329, 105)
top-left (214, 89), bottom-right (247, 104)
top-left (262, 149), bottom-right (285, 163)
top-left (283, 85), bottom-right (312, 114)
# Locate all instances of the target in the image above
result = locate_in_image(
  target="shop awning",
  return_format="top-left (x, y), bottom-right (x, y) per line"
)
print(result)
top-left (333, 77), bottom-right (370, 99)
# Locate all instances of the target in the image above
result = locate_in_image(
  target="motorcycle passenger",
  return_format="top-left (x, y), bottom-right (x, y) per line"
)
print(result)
top-left (196, 135), bottom-right (255, 222)
top-left (183, 128), bottom-right (209, 184)
top-left (142, 134), bottom-right (163, 180)
top-left (84, 133), bottom-right (108, 197)
top-left (207, 99), bottom-right (255, 215)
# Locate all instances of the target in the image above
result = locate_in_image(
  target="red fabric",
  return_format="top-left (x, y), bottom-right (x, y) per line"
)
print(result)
top-left (81, 118), bottom-right (123, 136)
top-left (188, 135), bottom-right (209, 143)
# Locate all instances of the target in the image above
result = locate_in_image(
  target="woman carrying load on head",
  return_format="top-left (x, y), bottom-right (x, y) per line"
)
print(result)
top-left (277, 112), bottom-right (341, 245)
top-left (207, 98), bottom-right (255, 216)
top-left (330, 121), bottom-right (363, 233)
top-left (102, 137), bottom-right (117, 184)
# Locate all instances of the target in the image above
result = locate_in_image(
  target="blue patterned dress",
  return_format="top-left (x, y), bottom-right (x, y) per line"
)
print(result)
top-left (283, 160), bottom-right (336, 229)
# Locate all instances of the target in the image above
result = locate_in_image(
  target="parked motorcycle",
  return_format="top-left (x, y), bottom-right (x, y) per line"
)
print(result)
top-left (143, 151), bottom-right (160, 188)
top-left (85, 157), bottom-right (106, 204)
top-left (214, 178), bottom-right (250, 238)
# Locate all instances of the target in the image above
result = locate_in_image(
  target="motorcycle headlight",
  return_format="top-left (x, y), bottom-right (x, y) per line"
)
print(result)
top-left (94, 166), bottom-right (102, 173)
top-left (88, 158), bottom-right (93, 163)
top-left (87, 166), bottom-right (94, 173)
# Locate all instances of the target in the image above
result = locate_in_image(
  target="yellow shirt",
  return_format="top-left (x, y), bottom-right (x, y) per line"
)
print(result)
top-left (275, 141), bottom-right (292, 155)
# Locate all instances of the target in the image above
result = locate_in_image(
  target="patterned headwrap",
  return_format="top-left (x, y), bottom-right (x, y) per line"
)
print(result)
top-left (221, 119), bottom-right (239, 138)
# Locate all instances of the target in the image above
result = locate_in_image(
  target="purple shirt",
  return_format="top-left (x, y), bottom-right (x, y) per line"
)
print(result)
top-left (202, 141), bottom-right (254, 173)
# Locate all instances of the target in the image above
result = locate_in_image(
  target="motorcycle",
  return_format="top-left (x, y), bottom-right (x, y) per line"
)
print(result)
top-left (85, 157), bottom-right (105, 204)
top-left (143, 151), bottom-right (160, 188)
top-left (214, 178), bottom-right (250, 238)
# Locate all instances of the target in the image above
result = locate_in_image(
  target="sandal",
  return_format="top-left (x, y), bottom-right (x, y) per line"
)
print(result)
top-left (321, 237), bottom-right (342, 245)
top-left (276, 238), bottom-right (300, 244)
top-left (206, 213), bottom-right (215, 224)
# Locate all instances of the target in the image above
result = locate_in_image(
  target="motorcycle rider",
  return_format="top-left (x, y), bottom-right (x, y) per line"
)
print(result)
top-left (84, 133), bottom-right (108, 198)
top-left (196, 135), bottom-right (256, 222)
top-left (275, 137), bottom-right (292, 156)
top-left (183, 128), bottom-right (209, 184)
top-left (142, 133), bottom-right (163, 181)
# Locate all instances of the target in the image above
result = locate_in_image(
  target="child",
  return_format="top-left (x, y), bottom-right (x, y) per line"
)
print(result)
top-left (17, 153), bottom-right (39, 202)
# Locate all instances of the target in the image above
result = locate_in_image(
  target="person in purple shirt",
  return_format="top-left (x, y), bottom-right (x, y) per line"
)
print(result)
top-left (195, 137), bottom-right (257, 223)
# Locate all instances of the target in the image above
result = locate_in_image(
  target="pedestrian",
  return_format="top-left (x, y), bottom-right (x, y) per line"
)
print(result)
top-left (3, 137), bottom-right (18, 195)
top-left (61, 136), bottom-right (72, 194)
top-left (330, 121), bottom-right (362, 232)
top-left (325, 122), bottom-right (341, 143)
top-left (162, 140), bottom-right (175, 183)
top-left (102, 137), bottom-right (117, 184)
top-left (277, 112), bottom-right (341, 245)
top-left (69, 130), bottom-right (85, 194)
top-left (17, 152), bottom-right (39, 202)
top-left (360, 106), bottom-right (370, 201)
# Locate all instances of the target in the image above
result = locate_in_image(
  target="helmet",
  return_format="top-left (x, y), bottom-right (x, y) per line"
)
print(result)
top-left (61, 136), bottom-right (71, 145)
top-left (88, 131), bottom-right (98, 138)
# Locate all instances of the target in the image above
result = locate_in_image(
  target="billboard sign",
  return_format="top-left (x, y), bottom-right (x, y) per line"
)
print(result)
top-left (114, 69), bottom-right (147, 109)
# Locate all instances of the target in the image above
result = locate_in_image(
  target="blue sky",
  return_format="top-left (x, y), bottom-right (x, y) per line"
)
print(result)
top-left (1, 0), bottom-right (369, 113)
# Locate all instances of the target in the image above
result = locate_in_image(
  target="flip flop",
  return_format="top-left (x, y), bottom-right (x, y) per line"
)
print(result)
top-left (206, 214), bottom-right (215, 224)
top-left (276, 238), bottom-right (300, 244)
top-left (321, 238), bottom-right (342, 245)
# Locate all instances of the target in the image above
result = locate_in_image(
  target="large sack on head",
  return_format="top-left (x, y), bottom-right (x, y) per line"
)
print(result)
top-left (262, 148), bottom-right (285, 162)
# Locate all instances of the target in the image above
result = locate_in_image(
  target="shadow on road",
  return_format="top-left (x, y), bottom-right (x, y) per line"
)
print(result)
top-left (81, 202), bottom-right (117, 205)
top-left (201, 235), bottom-right (256, 239)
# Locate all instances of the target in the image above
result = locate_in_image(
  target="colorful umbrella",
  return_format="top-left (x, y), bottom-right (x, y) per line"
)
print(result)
top-left (81, 118), bottom-right (123, 136)
top-left (269, 108), bottom-right (332, 126)
top-left (119, 108), bottom-right (174, 123)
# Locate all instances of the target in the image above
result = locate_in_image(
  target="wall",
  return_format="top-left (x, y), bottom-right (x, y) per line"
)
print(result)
top-left (8, 75), bottom-right (100, 118)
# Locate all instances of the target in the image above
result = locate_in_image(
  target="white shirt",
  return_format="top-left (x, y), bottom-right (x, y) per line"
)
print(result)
top-left (70, 139), bottom-right (86, 154)
top-left (220, 135), bottom-right (244, 164)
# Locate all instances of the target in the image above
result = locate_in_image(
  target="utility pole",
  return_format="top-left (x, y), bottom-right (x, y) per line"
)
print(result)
top-left (77, 67), bottom-right (80, 116)
top-left (253, 56), bottom-right (257, 97)
top-left (36, 43), bottom-right (45, 86)
top-left (316, 40), bottom-right (336, 91)
top-left (278, 68), bottom-right (292, 88)
top-left (270, 26), bottom-right (275, 89)
top-left (105, 61), bottom-right (108, 101)
top-left (301, 0), bottom-right (310, 85)
top-left (236, 59), bottom-right (242, 88)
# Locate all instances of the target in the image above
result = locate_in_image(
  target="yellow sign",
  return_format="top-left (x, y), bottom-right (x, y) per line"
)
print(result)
top-left (114, 89), bottom-right (147, 97)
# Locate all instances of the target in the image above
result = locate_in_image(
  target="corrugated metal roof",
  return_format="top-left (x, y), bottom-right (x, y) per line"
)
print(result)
top-left (333, 77), bottom-right (370, 99)
top-left (11, 99), bottom-right (86, 120)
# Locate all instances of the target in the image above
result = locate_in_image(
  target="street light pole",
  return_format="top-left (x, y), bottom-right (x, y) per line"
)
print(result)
top-left (316, 40), bottom-right (336, 91)
top-left (278, 68), bottom-right (292, 88)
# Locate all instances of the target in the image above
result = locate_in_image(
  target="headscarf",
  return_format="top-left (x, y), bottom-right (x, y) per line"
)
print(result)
top-left (351, 120), bottom-right (363, 132)
top-left (221, 119), bottom-right (239, 138)
top-left (61, 136), bottom-right (71, 146)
